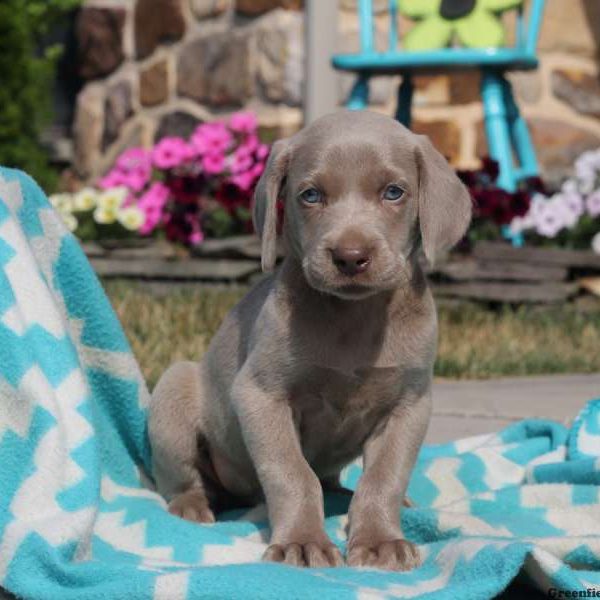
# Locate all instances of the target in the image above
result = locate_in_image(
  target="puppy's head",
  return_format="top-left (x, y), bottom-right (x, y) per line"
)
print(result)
top-left (253, 110), bottom-right (471, 300)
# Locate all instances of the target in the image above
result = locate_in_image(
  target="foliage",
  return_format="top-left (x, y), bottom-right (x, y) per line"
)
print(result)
top-left (0, 0), bottom-right (79, 191)
top-left (95, 112), bottom-right (269, 246)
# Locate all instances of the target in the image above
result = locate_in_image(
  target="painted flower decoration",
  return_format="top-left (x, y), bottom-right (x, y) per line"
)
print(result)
top-left (400, 0), bottom-right (523, 51)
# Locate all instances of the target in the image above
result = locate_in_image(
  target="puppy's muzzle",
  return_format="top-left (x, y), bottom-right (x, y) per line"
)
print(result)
top-left (330, 245), bottom-right (372, 277)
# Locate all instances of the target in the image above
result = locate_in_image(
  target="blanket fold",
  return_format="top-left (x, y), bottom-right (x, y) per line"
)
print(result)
top-left (0, 167), bottom-right (599, 599)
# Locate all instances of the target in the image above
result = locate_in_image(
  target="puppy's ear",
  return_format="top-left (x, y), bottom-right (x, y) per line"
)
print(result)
top-left (252, 138), bottom-right (290, 272)
top-left (415, 135), bottom-right (472, 265)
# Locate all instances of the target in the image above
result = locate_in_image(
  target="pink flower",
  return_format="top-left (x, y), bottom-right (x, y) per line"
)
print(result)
top-left (152, 137), bottom-right (193, 169)
top-left (586, 191), bottom-right (600, 217)
top-left (98, 169), bottom-right (127, 190)
top-left (230, 151), bottom-right (254, 175)
top-left (251, 162), bottom-right (265, 178)
top-left (230, 171), bottom-right (255, 191)
top-left (186, 216), bottom-right (204, 246)
top-left (138, 182), bottom-right (170, 210)
top-left (191, 122), bottom-right (232, 156)
top-left (97, 168), bottom-right (148, 193)
top-left (202, 153), bottom-right (225, 175)
top-left (116, 147), bottom-right (151, 172)
top-left (137, 182), bottom-right (170, 234)
top-left (236, 134), bottom-right (259, 158)
top-left (256, 143), bottom-right (270, 161)
top-left (229, 111), bottom-right (258, 134)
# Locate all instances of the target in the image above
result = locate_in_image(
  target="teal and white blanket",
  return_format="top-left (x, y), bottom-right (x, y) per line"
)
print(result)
top-left (1, 167), bottom-right (599, 599)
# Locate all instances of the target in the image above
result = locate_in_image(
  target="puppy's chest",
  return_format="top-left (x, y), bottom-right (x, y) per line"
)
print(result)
top-left (289, 364), bottom-right (401, 456)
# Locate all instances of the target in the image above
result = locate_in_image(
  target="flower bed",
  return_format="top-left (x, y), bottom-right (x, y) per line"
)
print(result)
top-left (47, 111), bottom-right (600, 303)
top-left (51, 111), bottom-right (269, 246)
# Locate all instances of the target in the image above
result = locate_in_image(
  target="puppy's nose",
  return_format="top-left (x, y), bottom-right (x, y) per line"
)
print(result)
top-left (331, 246), bottom-right (372, 276)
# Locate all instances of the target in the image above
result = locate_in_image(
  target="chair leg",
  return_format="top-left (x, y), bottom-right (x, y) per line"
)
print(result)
top-left (395, 76), bottom-right (413, 128)
top-left (346, 74), bottom-right (370, 110)
top-left (501, 77), bottom-right (539, 182)
top-left (481, 70), bottom-right (517, 192)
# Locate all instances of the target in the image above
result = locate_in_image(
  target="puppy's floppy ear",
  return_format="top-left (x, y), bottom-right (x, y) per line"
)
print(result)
top-left (252, 138), bottom-right (291, 272)
top-left (415, 135), bottom-right (472, 265)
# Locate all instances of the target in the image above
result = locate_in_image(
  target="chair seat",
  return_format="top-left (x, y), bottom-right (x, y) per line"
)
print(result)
top-left (332, 47), bottom-right (539, 74)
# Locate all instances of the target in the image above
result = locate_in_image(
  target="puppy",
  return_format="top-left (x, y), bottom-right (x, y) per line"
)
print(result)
top-left (149, 110), bottom-right (471, 570)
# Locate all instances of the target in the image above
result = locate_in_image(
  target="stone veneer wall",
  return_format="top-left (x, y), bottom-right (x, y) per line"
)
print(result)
top-left (72, 0), bottom-right (600, 186)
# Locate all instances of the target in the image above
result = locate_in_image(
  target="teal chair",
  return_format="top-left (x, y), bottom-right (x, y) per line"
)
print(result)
top-left (332, 0), bottom-right (546, 192)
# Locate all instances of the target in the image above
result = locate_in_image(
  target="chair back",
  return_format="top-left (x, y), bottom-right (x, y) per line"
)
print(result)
top-left (356, 0), bottom-right (546, 57)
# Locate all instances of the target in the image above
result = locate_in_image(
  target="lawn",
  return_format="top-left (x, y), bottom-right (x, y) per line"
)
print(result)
top-left (104, 281), bottom-right (600, 390)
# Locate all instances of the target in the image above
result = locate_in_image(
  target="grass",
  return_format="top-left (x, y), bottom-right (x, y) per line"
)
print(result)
top-left (104, 280), bottom-right (600, 389)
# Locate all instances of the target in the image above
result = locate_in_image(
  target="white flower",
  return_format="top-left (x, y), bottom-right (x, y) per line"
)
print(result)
top-left (61, 213), bottom-right (78, 233)
top-left (94, 206), bottom-right (118, 225)
top-left (561, 179), bottom-right (579, 195)
top-left (592, 232), bottom-right (600, 255)
top-left (117, 206), bottom-right (145, 231)
top-left (553, 194), bottom-right (581, 228)
top-left (49, 193), bottom-right (73, 213)
top-left (508, 215), bottom-right (533, 235)
top-left (73, 187), bottom-right (98, 212)
top-left (98, 187), bottom-right (128, 211)
top-left (586, 191), bottom-right (600, 218)
top-left (534, 201), bottom-right (566, 238)
top-left (529, 193), bottom-right (549, 218)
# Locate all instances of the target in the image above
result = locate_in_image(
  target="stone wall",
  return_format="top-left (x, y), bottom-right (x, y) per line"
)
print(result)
top-left (72, 0), bottom-right (600, 186)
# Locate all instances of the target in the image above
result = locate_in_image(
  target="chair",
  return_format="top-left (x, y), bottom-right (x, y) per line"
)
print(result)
top-left (332, 0), bottom-right (546, 192)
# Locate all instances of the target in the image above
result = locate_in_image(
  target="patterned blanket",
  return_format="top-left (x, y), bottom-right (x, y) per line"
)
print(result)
top-left (0, 167), bottom-right (599, 599)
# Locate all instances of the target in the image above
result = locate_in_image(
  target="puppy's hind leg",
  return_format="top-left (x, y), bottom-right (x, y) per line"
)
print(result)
top-left (149, 361), bottom-right (215, 524)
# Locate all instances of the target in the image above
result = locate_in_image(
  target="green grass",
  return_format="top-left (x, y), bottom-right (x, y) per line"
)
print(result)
top-left (104, 281), bottom-right (600, 389)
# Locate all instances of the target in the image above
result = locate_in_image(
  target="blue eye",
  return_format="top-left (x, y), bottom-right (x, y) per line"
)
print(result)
top-left (299, 188), bottom-right (323, 205)
top-left (383, 185), bottom-right (405, 202)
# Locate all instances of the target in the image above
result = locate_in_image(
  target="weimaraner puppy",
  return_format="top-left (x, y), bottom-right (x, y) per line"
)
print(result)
top-left (149, 110), bottom-right (472, 570)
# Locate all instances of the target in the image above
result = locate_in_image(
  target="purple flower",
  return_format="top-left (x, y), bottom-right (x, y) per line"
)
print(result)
top-left (586, 191), bottom-right (600, 218)
top-left (152, 137), bottom-right (193, 169)
top-left (229, 111), bottom-right (258, 134)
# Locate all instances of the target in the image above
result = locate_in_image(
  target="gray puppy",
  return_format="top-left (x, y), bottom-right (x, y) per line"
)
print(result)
top-left (149, 110), bottom-right (471, 570)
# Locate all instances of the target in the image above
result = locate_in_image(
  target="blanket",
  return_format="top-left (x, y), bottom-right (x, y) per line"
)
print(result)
top-left (0, 166), bottom-right (599, 600)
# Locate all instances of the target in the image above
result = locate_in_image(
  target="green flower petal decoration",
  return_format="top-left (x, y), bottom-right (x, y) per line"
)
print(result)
top-left (400, 0), bottom-right (440, 19)
top-left (404, 17), bottom-right (453, 51)
top-left (481, 0), bottom-right (522, 11)
top-left (399, 0), bottom-right (523, 50)
top-left (455, 7), bottom-right (506, 47)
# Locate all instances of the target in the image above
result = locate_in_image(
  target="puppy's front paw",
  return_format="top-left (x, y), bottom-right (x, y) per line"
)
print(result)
top-left (347, 539), bottom-right (421, 571)
top-left (263, 541), bottom-right (344, 568)
top-left (168, 490), bottom-right (216, 524)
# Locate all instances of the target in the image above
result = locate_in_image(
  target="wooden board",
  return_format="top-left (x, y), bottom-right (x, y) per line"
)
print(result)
top-left (431, 281), bottom-right (577, 303)
top-left (432, 258), bottom-right (568, 282)
top-left (473, 241), bottom-right (600, 269)
top-left (91, 258), bottom-right (261, 281)
top-left (191, 235), bottom-right (285, 260)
